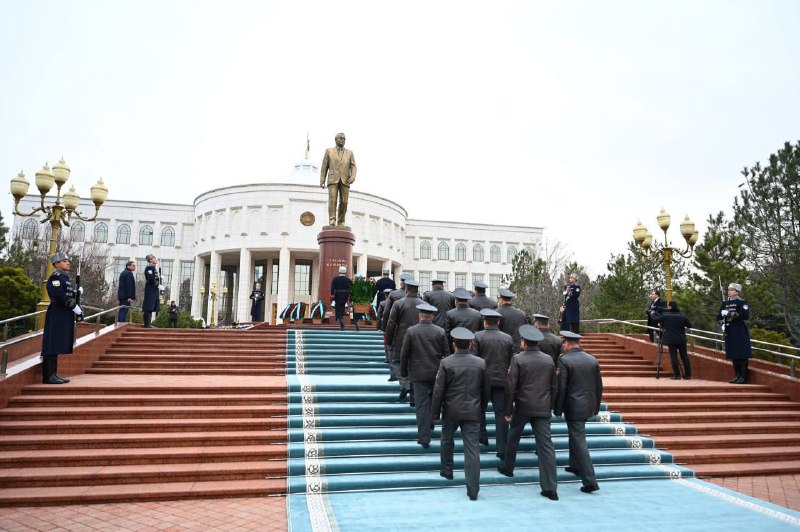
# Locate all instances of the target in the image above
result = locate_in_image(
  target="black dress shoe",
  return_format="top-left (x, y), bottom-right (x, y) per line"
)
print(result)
top-left (420, 441), bottom-right (430, 449)
top-left (497, 466), bottom-right (513, 477)
top-left (580, 485), bottom-right (600, 493)
top-left (670, 376), bottom-right (681, 380)
top-left (565, 466), bottom-right (580, 475)
top-left (496, 452), bottom-right (505, 460)
top-left (729, 377), bottom-right (739, 383)
top-left (399, 389), bottom-right (409, 400)
top-left (440, 471), bottom-right (453, 480)
top-left (683, 376), bottom-right (691, 380)
top-left (44, 376), bottom-right (65, 385)
top-left (388, 376), bottom-right (398, 382)
top-left (409, 399), bottom-right (415, 407)
top-left (541, 490), bottom-right (559, 501)
top-left (468, 493), bottom-right (478, 501)
top-left (479, 436), bottom-right (489, 446)
top-left (53, 374), bottom-right (70, 383)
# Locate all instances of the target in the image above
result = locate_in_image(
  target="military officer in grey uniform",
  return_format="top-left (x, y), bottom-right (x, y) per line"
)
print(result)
top-left (499, 325), bottom-right (559, 501)
top-left (381, 273), bottom-right (412, 332)
top-left (400, 303), bottom-right (450, 448)
top-left (431, 327), bottom-right (489, 501)
top-left (445, 288), bottom-right (483, 335)
top-left (468, 280), bottom-right (497, 311)
top-left (532, 314), bottom-right (563, 365)
top-left (386, 279), bottom-right (423, 401)
top-left (496, 289), bottom-right (529, 353)
top-left (423, 279), bottom-right (455, 328)
top-left (554, 330), bottom-right (603, 493)
top-left (472, 308), bottom-right (514, 453)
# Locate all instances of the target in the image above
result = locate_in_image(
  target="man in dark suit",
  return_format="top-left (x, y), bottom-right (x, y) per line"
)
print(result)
top-left (319, 132), bottom-right (357, 226)
top-left (423, 279), bottom-right (455, 328)
top-left (496, 289), bottom-right (529, 353)
top-left (532, 314), bottom-right (562, 365)
top-left (468, 280), bottom-right (496, 311)
top-left (655, 300), bottom-right (693, 379)
top-left (400, 303), bottom-right (449, 448)
top-left (431, 327), bottom-right (489, 501)
top-left (555, 330), bottom-right (603, 494)
top-left (330, 266), bottom-right (352, 330)
top-left (499, 325), bottom-right (559, 501)
top-left (373, 269), bottom-right (396, 306)
top-left (645, 289), bottom-right (667, 342)
top-left (117, 260), bottom-right (136, 323)
top-left (386, 279), bottom-right (423, 400)
top-left (142, 254), bottom-right (163, 328)
top-left (41, 253), bottom-right (82, 384)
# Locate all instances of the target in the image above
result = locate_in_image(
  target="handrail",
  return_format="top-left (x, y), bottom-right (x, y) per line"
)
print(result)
top-left (0, 310), bottom-right (46, 327)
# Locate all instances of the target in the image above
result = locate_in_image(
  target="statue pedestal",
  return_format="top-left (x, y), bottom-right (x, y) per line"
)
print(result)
top-left (317, 228), bottom-right (355, 306)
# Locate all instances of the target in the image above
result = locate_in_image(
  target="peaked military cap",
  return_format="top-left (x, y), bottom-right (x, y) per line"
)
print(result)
top-left (382, 268), bottom-right (391, 274)
top-left (560, 330), bottom-right (582, 340)
top-left (498, 288), bottom-right (515, 298)
top-left (532, 314), bottom-right (550, 324)
top-left (453, 288), bottom-right (472, 300)
top-left (519, 324), bottom-right (544, 343)
top-left (400, 273), bottom-right (413, 282)
top-left (473, 281), bottom-right (488, 289)
top-left (383, 288), bottom-right (393, 293)
top-left (431, 279), bottom-right (445, 284)
top-left (404, 279), bottom-right (420, 288)
top-left (450, 327), bottom-right (475, 341)
top-left (416, 302), bottom-right (438, 313)
top-left (50, 252), bottom-right (69, 264)
top-left (338, 266), bottom-right (347, 274)
top-left (728, 283), bottom-right (742, 292)
top-left (480, 308), bottom-right (502, 318)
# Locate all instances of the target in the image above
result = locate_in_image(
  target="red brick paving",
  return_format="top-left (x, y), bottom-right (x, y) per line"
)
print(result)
top-left (708, 474), bottom-right (800, 512)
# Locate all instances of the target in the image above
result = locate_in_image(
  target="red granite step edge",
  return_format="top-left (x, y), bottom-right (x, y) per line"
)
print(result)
top-left (9, 394), bottom-right (288, 407)
top-left (21, 385), bottom-right (288, 395)
top-left (651, 433), bottom-right (800, 449)
top-left (619, 410), bottom-right (800, 423)
top-left (634, 421), bottom-right (800, 436)
top-left (602, 392), bottom-right (789, 402)
top-left (606, 401), bottom-right (800, 412)
top-left (670, 446), bottom-right (800, 464)
top-left (0, 405), bottom-right (288, 420)
top-left (0, 417), bottom-right (287, 435)
top-left (691, 460), bottom-right (800, 477)
top-left (0, 430), bottom-right (286, 450)
top-left (84, 369), bottom-right (287, 375)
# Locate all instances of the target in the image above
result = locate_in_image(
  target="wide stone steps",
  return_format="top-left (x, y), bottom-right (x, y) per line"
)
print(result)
top-left (88, 361), bottom-right (287, 370)
top-left (651, 433), bottom-right (800, 449)
top-left (0, 417), bottom-right (286, 435)
top-left (8, 394), bottom-right (287, 407)
top-left (691, 460), bottom-right (800, 477)
top-left (0, 405), bottom-right (287, 420)
top-left (634, 421), bottom-right (800, 436)
top-left (20, 384), bottom-right (286, 395)
top-left (86, 367), bottom-right (286, 376)
top-left (604, 401), bottom-right (800, 413)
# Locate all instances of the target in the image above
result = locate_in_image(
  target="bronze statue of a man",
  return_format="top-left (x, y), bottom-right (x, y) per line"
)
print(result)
top-left (320, 132), bottom-right (357, 227)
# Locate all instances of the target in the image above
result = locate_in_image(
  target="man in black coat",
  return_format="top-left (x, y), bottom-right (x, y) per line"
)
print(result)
top-left (142, 254), bottom-right (163, 328)
top-left (717, 282), bottom-right (753, 384)
top-left (472, 308), bottom-right (514, 453)
top-left (468, 280), bottom-right (496, 311)
top-left (41, 253), bottom-right (82, 384)
top-left (423, 279), bottom-right (455, 328)
top-left (372, 269), bottom-right (396, 306)
top-left (431, 327), bottom-right (489, 501)
top-left (386, 279), bottom-right (423, 399)
top-left (497, 289), bottom-right (529, 353)
top-left (499, 325), bottom-right (559, 501)
top-left (645, 289), bottom-right (667, 343)
top-left (532, 314), bottom-right (563, 365)
top-left (555, 331), bottom-right (603, 494)
top-left (330, 266), bottom-right (352, 330)
top-left (655, 300), bottom-right (693, 380)
top-left (559, 273), bottom-right (581, 333)
top-left (117, 260), bottom-right (136, 323)
top-left (400, 303), bottom-right (449, 448)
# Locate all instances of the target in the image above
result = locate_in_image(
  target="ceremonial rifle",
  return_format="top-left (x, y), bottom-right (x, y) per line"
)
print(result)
top-left (74, 241), bottom-right (86, 322)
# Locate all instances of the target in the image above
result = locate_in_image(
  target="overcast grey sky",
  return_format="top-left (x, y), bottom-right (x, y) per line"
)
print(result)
top-left (2, 0), bottom-right (798, 275)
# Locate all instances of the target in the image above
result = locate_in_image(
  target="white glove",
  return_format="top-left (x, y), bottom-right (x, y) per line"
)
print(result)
top-left (721, 309), bottom-right (729, 317)
top-left (158, 285), bottom-right (165, 291)
top-left (331, 301), bottom-right (336, 307)
top-left (72, 305), bottom-right (83, 315)
top-left (78, 286), bottom-right (84, 294)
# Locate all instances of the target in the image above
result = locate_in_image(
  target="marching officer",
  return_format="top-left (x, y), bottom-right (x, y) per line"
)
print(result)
top-left (249, 282), bottom-right (265, 322)
top-left (472, 308), bottom-right (514, 453)
top-left (559, 273), bottom-right (581, 333)
top-left (468, 280), bottom-right (496, 311)
top-left (555, 330), bottom-right (602, 494)
top-left (330, 266), bottom-right (353, 331)
top-left (445, 288), bottom-right (483, 338)
top-left (386, 279), bottom-right (423, 400)
top-left (381, 273), bottom-right (412, 333)
top-left (142, 254), bottom-right (163, 328)
top-left (41, 252), bottom-right (82, 384)
top-left (645, 289), bottom-right (667, 342)
top-left (499, 325), bottom-right (559, 501)
top-left (717, 282), bottom-right (752, 384)
top-left (431, 327), bottom-right (489, 501)
top-left (373, 268), bottom-right (396, 306)
top-left (423, 279), bottom-right (455, 329)
top-left (532, 314), bottom-right (563, 365)
top-left (496, 289), bottom-right (528, 353)
top-left (400, 303), bottom-right (449, 449)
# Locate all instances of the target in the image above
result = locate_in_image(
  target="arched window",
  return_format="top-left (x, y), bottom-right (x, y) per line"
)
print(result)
top-left (70, 221), bottom-right (85, 242)
top-left (438, 241), bottom-right (449, 261)
top-left (455, 242), bottom-right (467, 261)
top-left (507, 245), bottom-right (518, 263)
top-left (420, 240), bottom-right (431, 260)
top-left (524, 246), bottom-right (535, 257)
top-left (139, 225), bottom-right (153, 246)
top-left (22, 219), bottom-right (38, 240)
top-left (93, 222), bottom-right (108, 243)
top-left (473, 243), bottom-right (484, 263)
top-left (161, 226), bottom-right (175, 247)
top-left (490, 245), bottom-right (501, 263)
top-left (116, 224), bottom-right (131, 244)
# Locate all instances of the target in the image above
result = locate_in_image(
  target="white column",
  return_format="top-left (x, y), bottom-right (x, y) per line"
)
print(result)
top-left (237, 248), bottom-right (252, 321)
top-left (170, 261), bottom-right (180, 304)
top-left (191, 255), bottom-right (205, 318)
top-left (382, 259), bottom-right (392, 275)
top-left (357, 253), bottom-right (368, 277)
top-left (276, 246), bottom-right (291, 320)
top-left (208, 251), bottom-right (222, 324)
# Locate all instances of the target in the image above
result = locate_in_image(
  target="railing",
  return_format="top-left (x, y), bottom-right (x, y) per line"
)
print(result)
top-left (582, 318), bottom-right (800, 378)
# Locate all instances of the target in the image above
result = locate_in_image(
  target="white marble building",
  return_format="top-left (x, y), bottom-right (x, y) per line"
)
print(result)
top-left (13, 159), bottom-right (543, 324)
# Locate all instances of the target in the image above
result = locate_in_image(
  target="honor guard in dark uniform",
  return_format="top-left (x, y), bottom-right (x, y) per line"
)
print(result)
top-left (468, 280), bottom-right (497, 311)
top-left (716, 283), bottom-right (752, 384)
top-left (372, 268), bottom-right (396, 306)
top-left (423, 279), bottom-right (455, 329)
top-left (654, 300), bottom-right (692, 380)
top-left (400, 303), bottom-right (449, 449)
top-left (386, 279), bottom-right (423, 400)
top-left (532, 314), bottom-right (563, 365)
top-left (497, 289), bottom-right (529, 353)
top-left (499, 325), bottom-right (559, 501)
top-left (431, 327), bottom-right (489, 501)
top-left (249, 283), bottom-right (265, 322)
top-left (142, 254), bottom-right (163, 328)
top-left (445, 288), bottom-right (482, 352)
top-left (117, 260), bottom-right (136, 322)
top-left (645, 289), bottom-right (667, 343)
top-left (472, 308), bottom-right (514, 454)
top-left (555, 331), bottom-right (602, 494)
top-left (330, 266), bottom-right (353, 331)
top-left (559, 273), bottom-right (581, 333)
top-left (41, 253), bottom-right (82, 384)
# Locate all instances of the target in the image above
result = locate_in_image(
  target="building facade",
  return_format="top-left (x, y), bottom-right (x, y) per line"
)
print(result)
top-left (13, 160), bottom-right (543, 324)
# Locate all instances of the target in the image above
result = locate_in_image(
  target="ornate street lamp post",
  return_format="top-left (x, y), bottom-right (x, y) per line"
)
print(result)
top-left (200, 282), bottom-right (224, 329)
top-left (632, 208), bottom-right (699, 303)
top-left (10, 160), bottom-right (108, 329)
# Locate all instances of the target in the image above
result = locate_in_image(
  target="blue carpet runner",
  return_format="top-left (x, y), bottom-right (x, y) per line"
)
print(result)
top-left (284, 329), bottom-right (800, 531)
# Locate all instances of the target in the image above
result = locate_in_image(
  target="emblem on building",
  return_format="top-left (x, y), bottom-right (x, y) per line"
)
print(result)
top-left (300, 211), bottom-right (315, 226)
